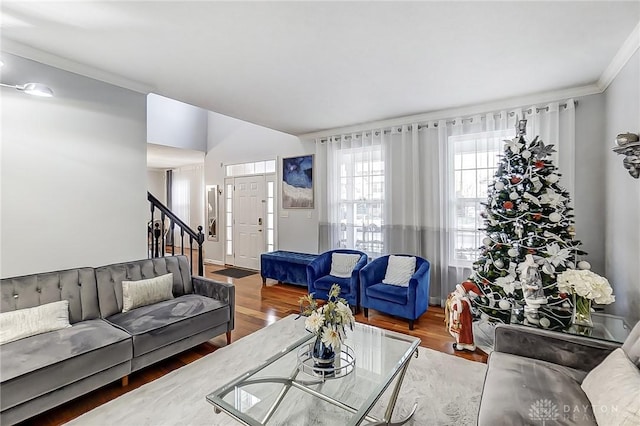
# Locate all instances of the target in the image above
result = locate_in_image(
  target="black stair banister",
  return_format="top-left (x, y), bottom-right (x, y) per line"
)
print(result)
top-left (148, 191), bottom-right (205, 276)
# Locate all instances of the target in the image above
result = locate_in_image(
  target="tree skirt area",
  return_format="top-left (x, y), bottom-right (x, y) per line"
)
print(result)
top-left (66, 316), bottom-right (487, 426)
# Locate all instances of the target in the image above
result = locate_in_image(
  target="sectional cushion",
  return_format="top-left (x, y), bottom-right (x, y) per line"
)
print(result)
top-left (478, 351), bottom-right (594, 426)
top-left (106, 294), bottom-right (229, 357)
top-left (0, 319), bottom-right (131, 411)
top-left (0, 300), bottom-right (71, 344)
top-left (581, 348), bottom-right (640, 426)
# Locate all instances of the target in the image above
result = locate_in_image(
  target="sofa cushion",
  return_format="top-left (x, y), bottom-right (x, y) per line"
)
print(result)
top-left (0, 300), bottom-right (71, 344)
top-left (122, 273), bottom-right (174, 312)
top-left (106, 294), bottom-right (229, 357)
top-left (0, 319), bottom-right (131, 411)
top-left (313, 275), bottom-right (350, 292)
top-left (366, 283), bottom-right (408, 305)
top-left (478, 352), bottom-right (595, 426)
top-left (96, 256), bottom-right (193, 318)
top-left (581, 348), bottom-right (640, 426)
top-left (0, 267), bottom-right (100, 324)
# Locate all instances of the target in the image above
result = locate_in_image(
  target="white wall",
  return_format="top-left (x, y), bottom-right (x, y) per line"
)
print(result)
top-left (1, 54), bottom-right (148, 277)
top-left (573, 93), bottom-right (607, 274)
top-left (204, 111), bottom-right (317, 263)
top-left (147, 169), bottom-right (166, 204)
top-left (147, 93), bottom-right (208, 152)
top-left (604, 49), bottom-right (640, 327)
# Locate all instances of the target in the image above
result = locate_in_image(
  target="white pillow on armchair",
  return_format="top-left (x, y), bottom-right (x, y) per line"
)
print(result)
top-left (382, 255), bottom-right (416, 287)
top-left (329, 253), bottom-right (361, 278)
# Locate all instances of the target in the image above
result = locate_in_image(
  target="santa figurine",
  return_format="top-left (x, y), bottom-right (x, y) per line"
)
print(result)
top-left (445, 280), bottom-right (480, 352)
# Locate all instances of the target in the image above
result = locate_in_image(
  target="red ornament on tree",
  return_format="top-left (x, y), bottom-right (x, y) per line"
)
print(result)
top-left (528, 249), bottom-right (536, 254)
top-left (511, 176), bottom-right (522, 184)
top-left (535, 161), bottom-right (545, 169)
top-left (503, 201), bottom-right (514, 210)
top-left (559, 293), bottom-right (568, 299)
top-left (533, 213), bottom-right (542, 221)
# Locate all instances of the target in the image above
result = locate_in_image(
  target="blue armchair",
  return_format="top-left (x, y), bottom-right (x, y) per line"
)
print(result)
top-left (360, 254), bottom-right (431, 330)
top-left (306, 249), bottom-right (368, 310)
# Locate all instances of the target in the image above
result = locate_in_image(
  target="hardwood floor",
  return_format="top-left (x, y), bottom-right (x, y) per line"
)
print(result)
top-left (24, 263), bottom-right (487, 426)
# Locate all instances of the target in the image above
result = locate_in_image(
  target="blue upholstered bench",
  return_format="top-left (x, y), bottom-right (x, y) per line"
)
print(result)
top-left (260, 251), bottom-right (318, 287)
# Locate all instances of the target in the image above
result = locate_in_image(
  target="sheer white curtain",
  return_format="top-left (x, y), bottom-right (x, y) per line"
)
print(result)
top-left (171, 164), bottom-right (205, 247)
top-left (318, 100), bottom-right (575, 305)
top-left (318, 131), bottom-right (386, 258)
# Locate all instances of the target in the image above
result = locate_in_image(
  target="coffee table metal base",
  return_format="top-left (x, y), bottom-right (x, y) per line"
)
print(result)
top-left (211, 348), bottom-right (420, 426)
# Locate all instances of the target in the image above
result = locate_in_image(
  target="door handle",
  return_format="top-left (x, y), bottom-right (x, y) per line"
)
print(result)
top-left (258, 217), bottom-right (263, 225)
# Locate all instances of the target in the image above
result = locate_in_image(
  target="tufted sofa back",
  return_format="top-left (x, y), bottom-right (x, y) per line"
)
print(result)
top-left (0, 268), bottom-right (100, 324)
top-left (95, 256), bottom-right (192, 318)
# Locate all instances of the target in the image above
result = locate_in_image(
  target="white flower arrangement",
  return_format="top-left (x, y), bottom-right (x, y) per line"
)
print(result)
top-left (299, 284), bottom-right (355, 351)
top-left (557, 269), bottom-right (615, 305)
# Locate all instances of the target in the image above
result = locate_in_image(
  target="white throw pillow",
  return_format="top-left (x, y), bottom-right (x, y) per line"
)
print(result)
top-left (329, 253), bottom-right (361, 278)
top-left (122, 273), bottom-right (174, 313)
top-left (0, 300), bottom-right (71, 345)
top-left (581, 348), bottom-right (640, 426)
top-left (382, 255), bottom-right (416, 287)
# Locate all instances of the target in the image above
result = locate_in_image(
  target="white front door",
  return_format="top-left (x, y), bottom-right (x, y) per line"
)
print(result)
top-left (233, 175), bottom-right (265, 270)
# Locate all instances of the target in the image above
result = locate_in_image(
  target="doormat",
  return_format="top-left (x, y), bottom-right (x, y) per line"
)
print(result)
top-left (212, 267), bottom-right (257, 279)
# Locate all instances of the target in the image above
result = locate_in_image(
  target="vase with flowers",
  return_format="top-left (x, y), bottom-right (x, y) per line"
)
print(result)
top-left (556, 269), bottom-right (615, 328)
top-left (299, 284), bottom-right (355, 370)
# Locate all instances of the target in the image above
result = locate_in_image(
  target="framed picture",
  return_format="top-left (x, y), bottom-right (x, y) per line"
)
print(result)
top-left (282, 155), bottom-right (314, 209)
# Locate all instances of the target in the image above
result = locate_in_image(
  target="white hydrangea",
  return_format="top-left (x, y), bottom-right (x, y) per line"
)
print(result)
top-left (557, 269), bottom-right (615, 305)
top-left (304, 310), bottom-right (325, 334)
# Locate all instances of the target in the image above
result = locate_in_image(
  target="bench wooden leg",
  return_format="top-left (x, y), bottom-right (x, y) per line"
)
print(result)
top-left (121, 375), bottom-right (129, 387)
top-left (226, 331), bottom-right (232, 345)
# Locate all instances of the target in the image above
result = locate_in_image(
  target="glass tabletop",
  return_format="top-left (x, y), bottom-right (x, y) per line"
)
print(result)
top-left (565, 312), bottom-right (632, 343)
top-left (206, 322), bottom-right (421, 426)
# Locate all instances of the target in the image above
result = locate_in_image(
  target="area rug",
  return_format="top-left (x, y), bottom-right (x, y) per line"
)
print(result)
top-left (211, 267), bottom-right (257, 279)
top-left (66, 316), bottom-right (487, 425)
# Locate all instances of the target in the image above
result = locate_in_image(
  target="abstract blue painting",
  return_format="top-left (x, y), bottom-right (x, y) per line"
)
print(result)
top-left (282, 155), bottom-right (314, 208)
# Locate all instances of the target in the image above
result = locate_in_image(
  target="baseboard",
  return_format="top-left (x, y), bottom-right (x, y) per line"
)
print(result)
top-left (204, 258), bottom-right (225, 266)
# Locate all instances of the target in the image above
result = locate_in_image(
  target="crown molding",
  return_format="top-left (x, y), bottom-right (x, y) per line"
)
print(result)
top-left (297, 83), bottom-right (601, 139)
top-left (1, 38), bottom-right (155, 94)
top-left (598, 19), bottom-right (640, 92)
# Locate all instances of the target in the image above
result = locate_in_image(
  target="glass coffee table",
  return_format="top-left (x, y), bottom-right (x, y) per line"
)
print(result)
top-left (206, 322), bottom-right (421, 426)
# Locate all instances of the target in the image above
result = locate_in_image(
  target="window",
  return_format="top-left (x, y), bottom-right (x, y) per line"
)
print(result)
top-left (226, 160), bottom-right (275, 177)
top-left (225, 182), bottom-right (233, 257)
top-left (336, 146), bottom-right (384, 258)
top-left (266, 180), bottom-right (275, 252)
top-left (448, 130), bottom-right (510, 265)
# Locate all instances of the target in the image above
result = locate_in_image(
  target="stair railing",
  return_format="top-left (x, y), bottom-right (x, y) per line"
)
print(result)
top-left (147, 191), bottom-right (205, 276)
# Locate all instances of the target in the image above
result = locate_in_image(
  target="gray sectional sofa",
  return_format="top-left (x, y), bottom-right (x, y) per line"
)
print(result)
top-left (0, 256), bottom-right (234, 425)
top-left (478, 321), bottom-right (640, 425)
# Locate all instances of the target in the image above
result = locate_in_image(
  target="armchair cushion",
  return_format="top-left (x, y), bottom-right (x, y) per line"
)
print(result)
top-left (313, 275), bottom-right (350, 292)
top-left (366, 283), bottom-right (407, 305)
top-left (382, 255), bottom-right (416, 286)
top-left (329, 253), bottom-right (361, 278)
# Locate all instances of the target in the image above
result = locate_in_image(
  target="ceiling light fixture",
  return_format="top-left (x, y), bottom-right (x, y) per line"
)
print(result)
top-left (0, 82), bottom-right (54, 97)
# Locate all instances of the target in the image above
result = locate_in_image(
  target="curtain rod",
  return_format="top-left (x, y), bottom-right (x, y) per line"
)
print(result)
top-left (319, 101), bottom-right (576, 143)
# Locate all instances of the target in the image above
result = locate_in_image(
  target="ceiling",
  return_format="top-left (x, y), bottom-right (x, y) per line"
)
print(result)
top-left (147, 144), bottom-right (205, 169)
top-left (1, 1), bottom-right (639, 136)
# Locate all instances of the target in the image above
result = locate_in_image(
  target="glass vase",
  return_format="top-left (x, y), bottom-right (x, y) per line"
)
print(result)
top-left (311, 336), bottom-right (336, 371)
top-left (572, 294), bottom-right (593, 328)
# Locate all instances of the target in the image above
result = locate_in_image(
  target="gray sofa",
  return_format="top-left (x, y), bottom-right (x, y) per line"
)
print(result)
top-left (0, 256), bottom-right (234, 425)
top-left (478, 321), bottom-right (640, 425)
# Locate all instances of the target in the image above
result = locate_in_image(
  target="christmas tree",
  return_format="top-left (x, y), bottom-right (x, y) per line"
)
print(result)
top-left (468, 119), bottom-right (586, 330)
